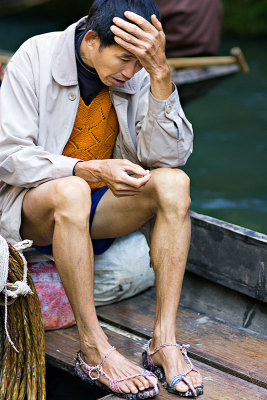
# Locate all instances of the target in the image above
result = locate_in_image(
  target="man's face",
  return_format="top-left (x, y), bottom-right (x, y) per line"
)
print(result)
top-left (80, 33), bottom-right (143, 86)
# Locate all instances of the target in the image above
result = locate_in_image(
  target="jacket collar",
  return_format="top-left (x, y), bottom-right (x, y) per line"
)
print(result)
top-left (52, 17), bottom-right (139, 94)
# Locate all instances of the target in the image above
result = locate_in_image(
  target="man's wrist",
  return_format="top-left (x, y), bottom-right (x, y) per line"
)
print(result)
top-left (150, 65), bottom-right (171, 82)
top-left (73, 159), bottom-right (105, 182)
top-left (150, 67), bottom-right (172, 100)
top-left (73, 160), bottom-right (83, 176)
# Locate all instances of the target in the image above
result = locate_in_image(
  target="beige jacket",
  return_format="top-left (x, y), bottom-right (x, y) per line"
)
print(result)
top-left (0, 18), bottom-right (193, 245)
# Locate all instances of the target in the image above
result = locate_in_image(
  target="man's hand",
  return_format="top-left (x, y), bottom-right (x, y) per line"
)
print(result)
top-left (74, 159), bottom-right (151, 197)
top-left (110, 11), bottom-right (172, 100)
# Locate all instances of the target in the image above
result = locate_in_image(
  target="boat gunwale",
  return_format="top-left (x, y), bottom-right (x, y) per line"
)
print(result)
top-left (190, 210), bottom-right (267, 244)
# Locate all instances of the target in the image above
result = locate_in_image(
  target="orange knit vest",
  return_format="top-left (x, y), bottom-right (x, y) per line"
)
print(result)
top-left (63, 87), bottom-right (119, 191)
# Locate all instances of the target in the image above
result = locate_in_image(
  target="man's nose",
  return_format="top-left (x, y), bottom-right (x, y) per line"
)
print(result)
top-left (122, 61), bottom-right (138, 79)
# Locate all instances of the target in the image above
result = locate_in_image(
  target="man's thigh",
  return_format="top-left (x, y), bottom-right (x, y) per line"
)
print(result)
top-left (91, 178), bottom-right (156, 240)
top-left (92, 167), bottom-right (190, 239)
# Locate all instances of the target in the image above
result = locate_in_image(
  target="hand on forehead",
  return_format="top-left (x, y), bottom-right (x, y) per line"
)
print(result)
top-left (112, 11), bottom-right (159, 36)
top-left (110, 10), bottom-right (163, 53)
top-left (110, 9), bottom-right (166, 80)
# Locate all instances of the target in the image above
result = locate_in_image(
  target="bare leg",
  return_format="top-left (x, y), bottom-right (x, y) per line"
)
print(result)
top-left (92, 168), bottom-right (203, 393)
top-left (149, 170), bottom-right (201, 393)
top-left (21, 176), bottom-right (156, 395)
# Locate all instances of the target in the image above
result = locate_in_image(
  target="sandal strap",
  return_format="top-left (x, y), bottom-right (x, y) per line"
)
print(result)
top-left (77, 347), bottom-right (116, 381)
top-left (169, 368), bottom-right (198, 397)
top-left (77, 349), bottom-right (157, 394)
top-left (147, 339), bottom-right (190, 356)
top-left (146, 339), bottom-right (191, 367)
top-left (169, 366), bottom-right (197, 388)
top-left (182, 375), bottom-right (198, 398)
top-left (169, 373), bottom-right (187, 388)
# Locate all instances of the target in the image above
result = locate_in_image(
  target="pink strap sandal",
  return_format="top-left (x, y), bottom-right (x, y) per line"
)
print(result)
top-left (75, 346), bottom-right (159, 399)
top-left (142, 339), bottom-right (203, 398)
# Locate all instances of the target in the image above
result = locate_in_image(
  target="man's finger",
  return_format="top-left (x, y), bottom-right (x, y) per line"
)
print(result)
top-left (121, 173), bottom-right (151, 189)
top-left (111, 181), bottom-right (146, 197)
top-left (119, 179), bottom-right (148, 191)
top-left (114, 185), bottom-right (142, 193)
top-left (124, 11), bottom-right (157, 33)
top-left (151, 14), bottom-right (163, 32)
top-left (114, 191), bottom-right (143, 197)
top-left (113, 36), bottom-right (143, 57)
top-left (113, 14), bottom-right (156, 37)
top-left (122, 161), bottom-right (150, 177)
top-left (110, 25), bottom-right (144, 47)
top-left (113, 17), bottom-right (143, 39)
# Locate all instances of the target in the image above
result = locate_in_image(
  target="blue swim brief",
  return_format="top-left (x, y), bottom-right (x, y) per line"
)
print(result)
top-left (33, 185), bottom-right (114, 256)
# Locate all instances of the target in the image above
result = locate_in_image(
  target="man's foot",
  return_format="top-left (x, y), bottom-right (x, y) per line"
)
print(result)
top-left (145, 337), bottom-right (203, 396)
top-left (79, 341), bottom-right (158, 395)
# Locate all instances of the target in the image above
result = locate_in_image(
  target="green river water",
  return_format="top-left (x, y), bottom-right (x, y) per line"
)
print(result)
top-left (0, 13), bottom-right (266, 234)
top-left (183, 39), bottom-right (267, 234)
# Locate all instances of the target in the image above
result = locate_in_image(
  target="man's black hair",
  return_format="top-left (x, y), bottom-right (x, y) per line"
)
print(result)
top-left (86, 0), bottom-right (161, 47)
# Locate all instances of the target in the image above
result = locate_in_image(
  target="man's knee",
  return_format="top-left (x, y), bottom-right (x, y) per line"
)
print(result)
top-left (53, 176), bottom-right (91, 222)
top-left (21, 176), bottom-right (91, 244)
top-left (149, 168), bottom-right (191, 216)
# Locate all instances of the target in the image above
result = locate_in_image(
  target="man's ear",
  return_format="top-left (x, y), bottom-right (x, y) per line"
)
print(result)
top-left (83, 30), bottom-right (99, 49)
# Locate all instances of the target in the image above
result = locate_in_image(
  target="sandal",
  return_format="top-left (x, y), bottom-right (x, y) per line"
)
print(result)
top-left (75, 346), bottom-right (159, 399)
top-left (142, 340), bottom-right (204, 398)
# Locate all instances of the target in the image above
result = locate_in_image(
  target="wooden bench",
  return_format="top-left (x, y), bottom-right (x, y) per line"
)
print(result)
top-left (45, 287), bottom-right (267, 399)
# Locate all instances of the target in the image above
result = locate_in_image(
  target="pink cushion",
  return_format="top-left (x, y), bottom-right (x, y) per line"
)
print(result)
top-left (28, 260), bottom-right (75, 330)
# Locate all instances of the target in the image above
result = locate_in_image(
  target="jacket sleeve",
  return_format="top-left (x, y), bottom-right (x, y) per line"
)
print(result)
top-left (135, 73), bottom-right (193, 168)
top-left (0, 59), bottom-right (79, 188)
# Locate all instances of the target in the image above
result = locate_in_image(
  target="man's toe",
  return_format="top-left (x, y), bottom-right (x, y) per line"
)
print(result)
top-left (134, 377), bottom-right (145, 391)
top-left (147, 375), bottom-right (158, 388)
top-left (175, 381), bottom-right (190, 393)
top-left (193, 372), bottom-right (202, 388)
top-left (120, 383), bottom-right (131, 394)
top-left (140, 375), bottom-right (151, 389)
top-left (127, 381), bottom-right (139, 394)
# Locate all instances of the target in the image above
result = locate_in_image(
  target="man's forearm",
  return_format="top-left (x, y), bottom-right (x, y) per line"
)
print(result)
top-left (74, 159), bottom-right (102, 182)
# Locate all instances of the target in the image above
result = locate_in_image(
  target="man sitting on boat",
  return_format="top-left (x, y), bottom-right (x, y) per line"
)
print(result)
top-left (0, 0), bottom-right (203, 398)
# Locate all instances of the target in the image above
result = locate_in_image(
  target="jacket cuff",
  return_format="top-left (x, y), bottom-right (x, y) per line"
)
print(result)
top-left (73, 160), bottom-right (84, 176)
top-left (47, 154), bottom-right (82, 179)
top-left (148, 83), bottom-right (182, 120)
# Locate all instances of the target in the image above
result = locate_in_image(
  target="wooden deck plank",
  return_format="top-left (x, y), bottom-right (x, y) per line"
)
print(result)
top-left (96, 288), bottom-right (267, 388)
top-left (45, 324), bottom-right (267, 400)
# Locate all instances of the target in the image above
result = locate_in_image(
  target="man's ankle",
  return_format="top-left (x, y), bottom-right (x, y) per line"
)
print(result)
top-left (80, 338), bottom-right (112, 360)
top-left (152, 327), bottom-right (177, 346)
top-left (78, 323), bottom-right (109, 350)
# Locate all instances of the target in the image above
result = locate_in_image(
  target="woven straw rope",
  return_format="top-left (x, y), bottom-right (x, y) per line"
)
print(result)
top-left (0, 237), bottom-right (46, 399)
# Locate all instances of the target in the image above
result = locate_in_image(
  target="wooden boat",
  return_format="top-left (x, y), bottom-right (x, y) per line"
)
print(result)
top-left (0, 48), bottom-right (249, 105)
top-left (45, 211), bottom-right (267, 399)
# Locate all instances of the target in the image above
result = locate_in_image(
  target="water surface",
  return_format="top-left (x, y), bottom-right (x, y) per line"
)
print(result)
top-left (182, 39), bottom-right (267, 233)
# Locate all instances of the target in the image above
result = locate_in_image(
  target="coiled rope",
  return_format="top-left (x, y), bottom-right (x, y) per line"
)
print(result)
top-left (0, 237), bottom-right (46, 399)
top-left (2, 240), bottom-right (33, 352)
